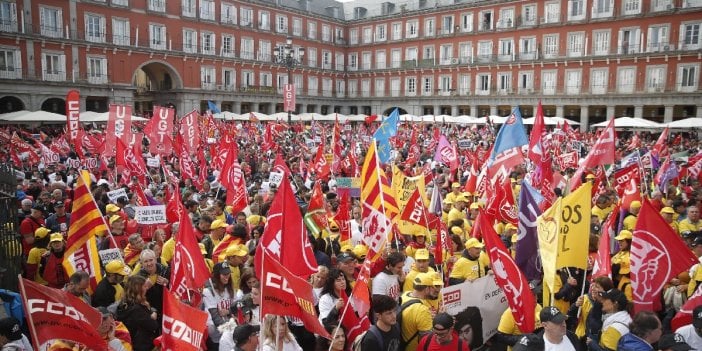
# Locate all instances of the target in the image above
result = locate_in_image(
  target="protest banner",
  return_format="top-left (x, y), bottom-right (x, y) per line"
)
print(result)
top-left (134, 205), bottom-right (167, 224)
top-left (106, 188), bottom-right (128, 203)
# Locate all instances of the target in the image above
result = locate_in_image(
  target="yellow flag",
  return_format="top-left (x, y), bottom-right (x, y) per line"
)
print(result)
top-left (556, 182), bottom-right (592, 270)
top-left (537, 197), bottom-right (561, 292)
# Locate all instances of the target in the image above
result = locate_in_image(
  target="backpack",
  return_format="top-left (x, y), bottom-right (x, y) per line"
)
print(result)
top-left (398, 299), bottom-right (424, 349)
top-left (351, 325), bottom-right (384, 351)
top-left (421, 333), bottom-right (465, 351)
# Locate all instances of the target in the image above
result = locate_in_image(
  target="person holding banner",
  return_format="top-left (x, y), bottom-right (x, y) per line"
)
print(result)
top-left (448, 238), bottom-right (490, 286)
top-left (611, 230), bottom-right (633, 301)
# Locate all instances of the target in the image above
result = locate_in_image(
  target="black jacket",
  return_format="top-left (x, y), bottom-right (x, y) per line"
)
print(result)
top-left (115, 301), bottom-right (160, 351)
top-left (513, 327), bottom-right (584, 351)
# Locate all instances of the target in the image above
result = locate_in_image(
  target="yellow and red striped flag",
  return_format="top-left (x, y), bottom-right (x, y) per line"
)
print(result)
top-left (62, 171), bottom-right (112, 293)
top-left (360, 140), bottom-right (399, 260)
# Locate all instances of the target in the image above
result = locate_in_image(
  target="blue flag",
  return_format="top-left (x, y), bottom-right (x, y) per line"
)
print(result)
top-left (373, 108), bottom-right (399, 140)
top-left (376, 137), bottom-right (393, 164)
top-left (488, 106), bottom-right (528, 163)
top-left (516, 180), bottom-right (543, 281)
top-left (207, 100), bottom-right (221, 114)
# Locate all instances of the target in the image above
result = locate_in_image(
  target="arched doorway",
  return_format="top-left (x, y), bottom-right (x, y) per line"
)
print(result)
top-left (382, 107), bottom-right (408, 115)
top-left (132, 61), bottom-right (183, 116)
top-left (0, 96), bottom-right (25, 114)
top-left (41, 98), bottom-right (66, 115)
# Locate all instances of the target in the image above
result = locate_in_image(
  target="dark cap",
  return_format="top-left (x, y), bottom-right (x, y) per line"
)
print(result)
top-left (53, 200), bottom-right (64, 208)
top-left (601, 289), bottom-right (628, 308)
top-left (232, 324), bottom-right (260, 346)
top-left (0, 317), bottom-right (23, 341)
top-left (31, 203), bottom-right (43, 210)
top-left (693, 305), bottom-right (702, 328)
top-left (213, 262), bottom-right (231, 275)
top-left (432, 312), bottom-right (455, 330)
top-left (336, 252), bottom-right (356, 263)
top-left (658, 333), bottom-right (693, 350)
top-left (692, 235), bottom-right (702, 247)
top-left (540, 306), bottom-right (568, 324)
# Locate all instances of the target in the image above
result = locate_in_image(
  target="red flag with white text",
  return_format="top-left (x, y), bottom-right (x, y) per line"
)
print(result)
top-left (399, 187), bottom-right (429, 228)
top-left (571, 119), bottom-right (616, 191)
top-left (178, 110), bottom-right (201, 155)
top-left (145, 106), bottom-right (174, 156)
top-left (104, 104), bottom-right (133, 158)
top-left (161, 289), bottom-right (208, 351)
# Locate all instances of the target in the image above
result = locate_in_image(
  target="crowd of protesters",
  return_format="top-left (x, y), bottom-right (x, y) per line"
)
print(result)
top-left (2, 118), bottom-right (702, 351)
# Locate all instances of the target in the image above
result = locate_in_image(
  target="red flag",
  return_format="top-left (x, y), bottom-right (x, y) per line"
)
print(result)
top-left (170, 190), bottom-right (211, 300)
top-left (174, 133), bottom-right (198, 186)
top-left (671, 284), bottom-right (702, 331)
top-left (627, 133), bottom-right (642, 151)
top-left (479, 212), bottom-right (536, 333)
top-left (429, 214), bottom-right (452, 266)
top-left (405, 128), bottom-right (421, 167)
top-left (255, 174), bottom-right (318, 278)
top-left (312, 144), bottom-right (331, 180)
top-left (104, 104), bottom-right (133, 158)
top-left (485, 175), bottom-right (518, 225)
top-left (257, 251), bottom-right (330, 338)
top-left (399, 187), bottom-right (429, 227)
top-left (631, 198), bottom-right (699, 313)
top-left (116, 138), bottom-right (148, 185)
top-left (652, 127), bottom-right (670, 159)
top-left (65, 90), bottom-right (80, 145)
top-left (339, 265), bottom-right (371, 343)
top-left (528, 101), bottom-right (547, 162)
top-left (592, 207), bottom-right (618, 279)
top-left (334, 193), bottom-right (352, 243)
top-left (613, 163), bottom-right (641, 197)
top-left (571, 119), bottom-right (616, 191)
top-left (178, 110), bottom-right (201, 155)
top-left (145, 106), bottom-right (174, 155)
top-left (332, 118), bottom-right (344, 174)
top-left (161, 289), bottom-right (208, 351)
top-left (303, 181), bottom-right (329, 237)
top-left (19, 278), bottom-right (107, 351)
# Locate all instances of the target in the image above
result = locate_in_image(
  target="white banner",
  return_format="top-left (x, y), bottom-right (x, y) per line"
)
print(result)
top-left (134, 205), bottom-right (167, 224)
top-left (146, 157), bottom-right (160, 168)
top-left (441, 275), bottom-right (508, 346)
top-left (268, 171), bottom-right (284, 187)
top-left (98, 248), bottom-right (123, 266)
top-left (106, 188), bottom-right (128, 203)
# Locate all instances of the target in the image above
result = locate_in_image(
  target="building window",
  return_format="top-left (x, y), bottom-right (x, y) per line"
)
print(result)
top-left (183, 29), bottom-right (197, 53)
top-left (375, 78), bottom-right (385, 97)
top-left (651, 0), bottom-right (673, 11)
top-left (292, 18), bottom-right (302, 36)
top-left (240, 8), bottom-right (252, 27)
top-left (568, 0), bottom-right (586, 21)
top-left (348, 79), bottom-right (357, 97)
top-left (259, 11), bottom-right (270, 30)
top-left (322, 24), bottom-right (331, 42)
top-left (390, 78), bottom-right (400, 97)
top-left (240, 37), bottom-right (253, 60)
top-left (522, 5), bottom-right (536, 25)
top-left (361, 51), bottom-right (371, 70)
top-left (201, 66), bottom-right (215, 89)
top-left (476, 74), bottom-right (490, 95)
top-left (681, 23), bottom-right (701, 50)
top-left (322, 51), bottom-right (331, 69)
top-left (647, 25), bottom-right (669, 52)
top-left (406, 77), bottom-right (416, 96)
top-left (498, 39), bottom-right (513, 61)
top-left (241, 70), bottom-right (254, 88)
top-left (308, 22), bottom-right (317, 40)
top-left (182, 0), bottom-right (196, 17)
top-left (40, 7), bottom-right (63, 38)
top-left (646, 66), bottom-right (666, 92)
top-left (498, 8), bottom-right (514, 28)
top-left (307, 47), bottom-right (316, 67)
top-left (201, 32), bottom-right (215, 55)
top-left (375, 24), bottom-right (386, 41)
top-left (276, 15), bottom-right (288, 33)
top-left (441, 16), bottom-right (454, 35)
top-left (335, 52), bottom-right (345, 70)
top-left (567, 32), bottom-right (584, 57)
top-left (543, 34), bottom-right (559, 58)
top-left (544, 2), bottom-right (560, 23)
top-left (622, 0), bottom-right (641, 15)
top-left (439, 75), bottom-right (452, 95)
top-left (423, 45), bottom-right (435, 61)
top-left (618, 28), bottom-right (641, 54)
top-left (593, 30), bottom-right (610, 55)
top-left (260, 72), bottom-right (272, 87)
top-left (406, 20), bottom-right (418, 38)
top-left (590, 68), bottom-right (608, 94)
top-left (148, 0), bottom-right (165, 12)
top-left (222, 69), bottom-right (235, 90)
top-left (149, 24), bottom-right (166, 50)
top-left (375, 50), bottom-right (386, 69)
top-left (497, 72), bottom-right (511, 93)
top-left (678, 64), bottom-right (699, 92)
top-left (424, 18), bottom-right (435, 37)
top-left (87, 56), bottom-right (107, 84)
top-left (336, 79), bottom-right (345, 98)
top-left (391, 49), bottom-right (401, 68)
top-left (440, 44), bottom-right (453, 64)
top-left (362, 27), bottom-right (372, 43)
top-left (199, 0), bottom-right (214, 20)
top-left (222, 35), bottom-right (234, 57)
top-left (458, 74), bottom-right (471, 95)
top-left (112, 0), bottom-right (128, 6)
top-left (0, 2), bottom-right (17, 33)
top-left (41, 52), bottom-right (65, 82)
top-left (518, 71), bottom-right (534, 93)
top-left (85, 14), bottom-right (105, 43)
top-left (592, 0), bottom-right (613, 18)
top-left (349, 28), bottom-right (358, 44)
top-left (542, 70), bottom-right (557, 94)
top-left (322, 78), bottom-right (332, 97)
top-left (477, 40), bottom-right (492, 62)
top-left (565, 70), bottom-right (581, 94)
top-left (479, 10), bottom-right (493, 30)
top-left (348, 53), bottom-right (357, 70)
top-left (0, 48), bottom-right (20, 79)
top-left (361, 79), bottom-right (370, 97)
top-left (221, 3), bottom-right (236, 24)
top-left (392, 22), bottom-right (402, 40)
top-left (520, 37), bottom-right (536, 59)
top-left (617, 67), bottom-right (636, 93)
top-left (112, 18), bottom-right (130, 46)
top-left (458, 42), bottom-right (472, 63)
top-left (406, 47), bottom-right (418, 64)
top-left (258, 40), bottom-right (270, 61)
top-left (307, 77), bottom-right (318, 96)
top-left (460, 12), bottom-right (473, 32)
top-left (422, 76), bottom-right (433, 95)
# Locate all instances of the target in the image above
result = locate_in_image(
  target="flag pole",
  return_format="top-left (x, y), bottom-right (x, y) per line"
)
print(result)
top-left (17, 276), bottom-right (41, 350)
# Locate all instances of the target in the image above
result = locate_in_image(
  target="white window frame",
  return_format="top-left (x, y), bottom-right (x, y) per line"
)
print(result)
top-left (680, 22), bottom-right (701, 50)
top-left (647, 25), bottom-right (670, 52)
top-left (40, 6), bottom-right (63, 38)
top-left (85, 13), bottom-right (106, 43)
top-left (322, 50), bottom-right (331, 70)
top-left (361, 79), bottom-right (370, 98)
top-left (201, 66), bottom-right (216, 90)
top-left (308, 21), bottom-right (317, 40)
top-left (542, 70), bottom-right (557, 95)
top-left (522, 4), bottom-right (537, 26)
top-left (592, 0), bottom-right (614, 19)
top-left (322, 77), bottom-right (332, 97)
top-left (41, 52), bottom-right (66, 82)
top-left (518, 71), bottom-right (534, 93)
top-left (390, 78), bottom-right (400, 97)
top-left (148, 0), bottom-right (165, 12)
top-left (221, 34), bottom-right (235, 57)
top-left (201, 32), bottom-right (215, 55)
top-left (111, 17), bottom-right (130, 46)
top-left (520, 37), bottom-right (536, 60)
top-left (590, 68), bottom-right (608, 94)
top-left (348, 79), bottom-right (357, 98)
top-left (361, 51), bottom-right (371, 70)
top-left (241, 70), bottom-right (254, 89)
top-left (543, 34), bottom-right (559, 58)
top-left (276, 15), bottom-right (288, 34)
top-left (308, 76), bottom-right (318, 96)
top-left (375, 78), bottom-right (385, 97)
top-left (240, 37), bottom-right (254, 60)
top-left (391, 49), bottom-right (401, 68)
top-left (460, 12), bottom-right (473, 32)
top-left (567, 32), bottom-right (584, 57)
top-left (458, 74), bottom-right (471, 96)
top-left (497, 8), bottom-right (514, 29)
top-left (349, 28), bottom-right (358, 45)
top-left (392, 22), bottom-right (402, 40)
top-left (307, 47), bottom-right (317, 67)
top-left (322, 24), bottom-right (331, 42)
top-left (406, 20), bottom-right (418, 38)
top-left (422, 76), bottom-right (433, 96)
top-left (222, 68), bottom-right (236, 91)
top-left (259, 11), bottom-right (270, 30)
top-left (87, 56), bottom-right (107, 84)
top-left (375, 24), bottom-right (387, 42)
top-left (645, 65), bottom-right (666, 92)
top-left (544, 2), bottom-right (560, 24)
top-left (258, 40), bottom-right (270, 61)
top-left (375, 50), bottom-right (386, 69)
top-left (617, 66), bottom-right (636, 93)
top-left (149, 23), bottom-right (166, 50)
top-left (348, 53), bottom-right (357, 71)
top-left (183, 29), bottom-right (197, 53)
top-left (240, 8), bottom-right (253, 27)
top-left (479, 10), bottom-right (493, 31)
top-left (424, 18), bottom-right (435, 37)
top-left (458, 42), bottom-right (473, 63)
top-left (336, 79), bottom-right (345, 98)
top-left (260, 71), bottom-right (272, 87)
top-left (497, 72), bottom-right (511, 94)
top-left (677, 63), bottom-right (699, 92)
top-left (0, 2), bottom-right (18, 33)
top-left (622, 0), bottom-right (641, 15)
top-left (292, 18), bottom-right (302, 36)
top-left (593, 30), bottom-right (611, 55)
top-left (221, 3), bottom-right (237, 25)
top-left (476, 74), bottom-right (491, 95)
top-left (406, 77), bottom-right (417, 96)
top-left (439, 75), bottom-right (452, 95)
top-left (567, 0), bottom-right (586, 21)
top-left (498, 38), bottom-right (514, 61)
top-left (362, 26), bottom-right (372, 43)
top-left (565, 69), bottom-right (582, 94)
top-left (0, 47), bottom-right (21, 79)
top-left (182, 0), bottom-right (196, 17)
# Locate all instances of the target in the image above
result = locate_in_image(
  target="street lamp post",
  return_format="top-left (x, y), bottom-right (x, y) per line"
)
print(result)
top-left (273, 37), bottom-right (305, 124)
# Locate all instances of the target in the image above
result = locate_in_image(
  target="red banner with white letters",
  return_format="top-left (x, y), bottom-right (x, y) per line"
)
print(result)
top-left (19, 278), bottom-right (107, 351)
top-left (65, 90), bottom-right (80, 145)
top-left (178, 110), bottom-right (201, 155)
top-left (162, 289), bottom-right (208, 351)
top-left (146, 106), bottom-right (174, 156)
top-left (104, 104), bottom-right (133, 158)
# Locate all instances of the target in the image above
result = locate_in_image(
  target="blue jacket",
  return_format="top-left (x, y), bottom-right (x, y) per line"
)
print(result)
top-left (0, 289), bottom-right (24, 325)
top-left (617, 333), bottom-right (653, 351)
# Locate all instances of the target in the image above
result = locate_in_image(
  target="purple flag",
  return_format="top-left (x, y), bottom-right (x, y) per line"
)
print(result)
top-left (516, 180), bottom-right (543, 281)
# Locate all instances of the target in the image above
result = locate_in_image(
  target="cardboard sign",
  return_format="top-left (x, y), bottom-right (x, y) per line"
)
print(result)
top-left (98, 248), bottom-right (123, 266)
top-left (268, 171), bottom-right (284, 187)
top-left (134, 205), bottom-right (167, 224)
top-left (106, 188), bottom-right (128, 203)
top-left (146, 157), bottom-right (160, 168)
top-left (458, 139), bottom-right (473, 149)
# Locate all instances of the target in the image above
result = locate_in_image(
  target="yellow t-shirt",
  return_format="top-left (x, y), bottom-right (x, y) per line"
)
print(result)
top-left (27, 247), bottom-right (48, 285)
top-left (400, 296), bottom-right (433, 351)
top-left (679, 219), bottom-right (702, 234)
top-left (449, 252), bottom-right (490, 281)
top-left (229, 266), bottom-right (241, 291)
top-left (574, 296), bottom-right (594, 338)
top-left (114, 283), bottom-right (125, 303)
top-left (403, 266), bottom-right (436, 292)
top-left (592, 205), bottom-right (613, 222)
top-left (497, 304), bottom-right (543, 351)
top-left (689, 263), bottom-right (702, 296)
top-left (161, 238), bottom-right (176, 264)
top-left (247, 215), bottom-right (266, 227)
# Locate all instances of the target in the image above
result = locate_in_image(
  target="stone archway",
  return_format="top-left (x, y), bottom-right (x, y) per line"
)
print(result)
top-left (0, 96), bottom-right (25, 114)
top-left (41, 97), bottom-right (66, 115)
top-left (132, 60), bottom-right (184, 116)
top-left (382, 107), bottom-right (408, 115)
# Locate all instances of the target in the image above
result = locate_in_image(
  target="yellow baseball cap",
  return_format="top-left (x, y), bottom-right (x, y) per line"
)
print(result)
top-left (629, 201), bottom-right (642, 210)
top-left (105, 260), bottom-right (130, 276)
top-left (225, 244), bottom-right (248, 257)
top-left (106, 204), bottom-right (120, 213)
top-left (455, 195), bottom-right (469, 203)
top-left (49, 233), bottom-right (64, 243)
top-left (109, 215), bottom-right (123, 224)
top-left (414, 272), bottom-right (442, 287)
top-left (585, 174), bottom-right (596, 180)
top-left (352, 245), bottom-right (368, 259)
top-left (451, 226), bottom-right (463, 236)
top-left (505, 223), bottom-right (517, 231)
top-left (660, 207), bottom-right (675, 214)
top-left (615, 230), bottom-right (633, 240)
top-left (465, 238), bottom-right (485, 249)
top-left (469, 203), bottom-right (481, 210)
top-left (443, 198), bottom-right (453, 205)
top-left (210, 219), bottom-right (228, 230)
top-left (448, 211), bottom-right (465, 223)
top-left (415, 248), bottom-right (430, 260)
top-left (452, 182), bottom-right (461, 188)
top-left (34, 227), bottom-right (50, 239)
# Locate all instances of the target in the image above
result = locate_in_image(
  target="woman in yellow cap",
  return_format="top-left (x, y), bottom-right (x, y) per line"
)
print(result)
top-left (25, 227), bottom-right (51, 284)
top-left (611, 230), bottom-right (633, 301)
top-left (405, 230), bottom-right (428, 259)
